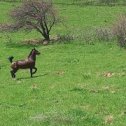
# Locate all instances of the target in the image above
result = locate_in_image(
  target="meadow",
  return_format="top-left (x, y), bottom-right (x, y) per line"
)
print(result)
top-left (0, 1), bottom-right (126, 126)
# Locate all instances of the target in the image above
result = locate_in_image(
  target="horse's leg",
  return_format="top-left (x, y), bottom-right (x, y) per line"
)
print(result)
top-left (30, 67), bottom-right (37, 77)
top-left (13, 69), bottom-right (18, 78)
top-left (10, 69), bottom-right (17, 78)
top-left (32, 67), bottom-right (37, 74)
top-left (30, 68), bottom-right (32, 77)
top-left (10, 70), bottom-right (14, 78)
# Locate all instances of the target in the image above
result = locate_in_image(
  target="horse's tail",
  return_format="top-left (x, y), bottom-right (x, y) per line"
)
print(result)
top-left (8, 56), bottom-right (14, 63)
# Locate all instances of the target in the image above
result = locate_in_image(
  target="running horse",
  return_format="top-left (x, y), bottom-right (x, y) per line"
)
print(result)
top-left (8, 48), bottom-right (40, 78)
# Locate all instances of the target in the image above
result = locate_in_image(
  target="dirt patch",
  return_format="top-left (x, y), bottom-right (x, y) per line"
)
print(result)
top-left (22, 39), bottom-right (43, 45)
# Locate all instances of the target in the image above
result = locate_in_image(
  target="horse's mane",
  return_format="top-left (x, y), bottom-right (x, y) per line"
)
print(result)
top-left (28, 49), bottom-right (33, 58)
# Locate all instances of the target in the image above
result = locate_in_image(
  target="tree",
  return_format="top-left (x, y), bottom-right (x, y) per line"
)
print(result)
top-left (0, 0), bottom-right (59, 41)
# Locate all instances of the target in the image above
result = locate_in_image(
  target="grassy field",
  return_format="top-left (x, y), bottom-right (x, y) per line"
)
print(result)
top-left (0, 1), bottom-right (126, 126)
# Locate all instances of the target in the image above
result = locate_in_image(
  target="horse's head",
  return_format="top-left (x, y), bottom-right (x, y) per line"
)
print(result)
top-left (28, 48), bottom-right (40, 59)
top-left (32, 48), bottom-right (40, 55)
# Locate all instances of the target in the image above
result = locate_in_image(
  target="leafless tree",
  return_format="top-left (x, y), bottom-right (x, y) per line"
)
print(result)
top-left (0, 0), bottom-right (59, 41)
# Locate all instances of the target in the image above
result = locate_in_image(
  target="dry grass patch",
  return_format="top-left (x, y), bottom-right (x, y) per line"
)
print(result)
top-left (30, 112), bottom-right (73, 125)
top-left (104, 115), bottom-right (114, 124)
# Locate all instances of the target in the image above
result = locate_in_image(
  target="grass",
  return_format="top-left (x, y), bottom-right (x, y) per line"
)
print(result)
top-left (0, 1), bottom-right (126, 126)
top-left (1, 41), bottom-right (126, 126)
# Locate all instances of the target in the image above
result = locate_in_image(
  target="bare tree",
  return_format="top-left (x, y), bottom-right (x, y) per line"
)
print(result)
top-left (0, 0), bottom-right (59, 41)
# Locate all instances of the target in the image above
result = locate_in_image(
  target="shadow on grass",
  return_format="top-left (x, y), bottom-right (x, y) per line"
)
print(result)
top-left (17, 73), bottom-right (48, 80)
top-left (0, 102), bottom-right (27, 109)
top-left (70, 87), bottom-right (88, 94)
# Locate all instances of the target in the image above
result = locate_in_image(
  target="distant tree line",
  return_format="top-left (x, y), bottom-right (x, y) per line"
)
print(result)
top-left (0, 0), bottom-right (126, 6)
top-left (0, 0), bottom-right (20, 2)
top-left (72, 0), bottom-right (126, 6)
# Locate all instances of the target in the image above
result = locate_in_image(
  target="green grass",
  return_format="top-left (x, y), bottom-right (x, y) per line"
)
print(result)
top-left (0, 2), bottom-right (126, 126)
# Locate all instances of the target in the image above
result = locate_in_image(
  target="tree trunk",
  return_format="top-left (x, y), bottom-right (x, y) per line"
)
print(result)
top-left (43, 33), bottom-right (50, 41)
top-left (42, 33), bottom-right (50, 45)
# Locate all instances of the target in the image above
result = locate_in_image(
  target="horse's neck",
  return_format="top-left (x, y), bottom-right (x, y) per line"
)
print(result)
top-left (28, 50), bottom-right (32, 58)
top-left (28, 54), bottom-right (36, 61)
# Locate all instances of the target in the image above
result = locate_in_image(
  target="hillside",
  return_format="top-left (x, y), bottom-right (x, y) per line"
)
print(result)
top-left (0, 1), bottom-right (126, 126)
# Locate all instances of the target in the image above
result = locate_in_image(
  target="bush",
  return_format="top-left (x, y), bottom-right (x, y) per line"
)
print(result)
top-left (112, 15), bottom-right (126, 47)
top-left (72, 0), bottom-right (96, 6)
top-left (99, 0), bottom-right (117, 5)
top-left (95, 27), bottom-right (113, 41)
top-left (57, 34), bottom-right (74, 42)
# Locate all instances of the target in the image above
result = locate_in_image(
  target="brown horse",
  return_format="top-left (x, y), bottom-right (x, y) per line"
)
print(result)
top-left (8, 48), bottom-right (40, 78)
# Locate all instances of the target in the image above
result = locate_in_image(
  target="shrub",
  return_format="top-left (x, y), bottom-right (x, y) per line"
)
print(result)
top-left (95, 27), bottom-right (113, 41)
top-left (99, 0), bottom-right (117, 5)
top-left (112, 15), bottom-right (126, 47)
top-left (57, 34), bottom-right (74, 42)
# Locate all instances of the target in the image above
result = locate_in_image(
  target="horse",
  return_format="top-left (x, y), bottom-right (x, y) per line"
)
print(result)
top-left (8, 48), bottom-right (40, 78)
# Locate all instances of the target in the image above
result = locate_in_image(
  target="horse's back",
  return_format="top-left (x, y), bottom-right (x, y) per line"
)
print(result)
top-left (11, 59), bottom-right (35, 69)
